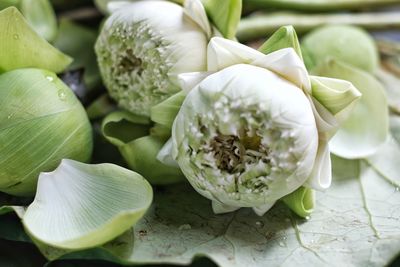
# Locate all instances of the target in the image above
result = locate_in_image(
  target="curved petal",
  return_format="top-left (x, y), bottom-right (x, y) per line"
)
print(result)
top-left (101, 111), bottom-right (150, 147)
top-left (252, 48), bottom-right (311, 92)
top-left (121, 136), bottom-right (184, 185)
top-left (151, 91), bottom-right (187, 129)
top-left (307, 95), bottom-right (338, 135)
top-left (23, 159), bottom-right (153, 250)
top-left (281, 187), bottom-right (315, 218)
top-left (304, 140), bottom-right (332, 190)
top-left (253, 202), bottom-right (276, 216)
top-left (184, 0), bottom-right (212, 38)
top-left (157, 138), bottom-right (180, 168)
top-left (316, 60), bottom-right (389, 159)
top-left (212, 201), bottom-right (240, 214)
top-left (178, 71), bottom-right (215, 92)
top-left (310, 76), bottom-right (361, 123)
top-left (207, 37), bottom-right (263, 71)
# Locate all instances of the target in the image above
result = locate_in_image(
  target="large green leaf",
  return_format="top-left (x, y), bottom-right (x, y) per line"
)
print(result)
top-left (0, 7), bottom-right (71, 73)
top-left (33, 138), bottom-right (400, 266)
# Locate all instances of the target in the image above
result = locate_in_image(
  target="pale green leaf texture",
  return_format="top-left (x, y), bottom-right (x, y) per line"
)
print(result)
top-left (0, 68), bottom-right (92, 196)
top-left (23, 159), bottom-right (153, 250)
top-left (315, 59), bottom-right (388, 159)
top-left (40, 147), bottom-right (400, 266)
top-left (0, 7), bottom-right (72, 73)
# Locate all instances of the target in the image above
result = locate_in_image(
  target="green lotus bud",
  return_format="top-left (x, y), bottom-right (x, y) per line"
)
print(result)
top-left (301, 25), bottom-right (379, 73)
top-left (162, 36), bottom-right (361, 215)
top-left (0, 69), bottom-right (93, 196)
top-left (95, 0), bottom-right (212, 117)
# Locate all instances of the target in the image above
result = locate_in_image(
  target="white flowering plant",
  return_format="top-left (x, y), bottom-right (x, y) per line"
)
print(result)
top-left (154, 26), bottom-right (388, 217)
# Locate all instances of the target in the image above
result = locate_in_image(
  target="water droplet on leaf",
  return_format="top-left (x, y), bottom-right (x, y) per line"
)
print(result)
top-left (58, 90), bottom-right (66, 100)
top-left (13, 34), bottom-right (19, 40)
top-left (46, 76), bottom-right (54, 82)
top-left (255, 221), bottom-right (264, 228)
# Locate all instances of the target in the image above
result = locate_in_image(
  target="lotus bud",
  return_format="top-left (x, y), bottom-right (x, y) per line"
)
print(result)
top-left (0, 68), bottom-right (93, 196)
top-left (301, 25), bottom-right (379, 73)
top-left (95, 0), bottom-right (213, 117)
top-left (162, 34), bottom-right (361, 216)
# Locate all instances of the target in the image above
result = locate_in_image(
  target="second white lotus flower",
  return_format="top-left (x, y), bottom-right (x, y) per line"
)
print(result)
top-left (95, 0), bottom-right (213, 117)
top-left (160, 34), bottom-right (361, 215)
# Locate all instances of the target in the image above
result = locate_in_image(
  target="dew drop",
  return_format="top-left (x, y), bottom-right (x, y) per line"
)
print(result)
top-left (396, 187), bottom-right (399, 192)
top-left (255, 221), bottom-right (264, 228)
top-left (178, 224), bottom-right (191, 230)
top-left (58, 90), bottom-right (66, 100)
top-left (46, 76), bottom-right (54, 82)
top-left (7, 114), bottom-right (12, 119)
top-left (278, 241), bottom-right (286, 247)
top-left (13, 34), bottom-right (19, 40)
top-left (305, 216), bottom-right (311, 220)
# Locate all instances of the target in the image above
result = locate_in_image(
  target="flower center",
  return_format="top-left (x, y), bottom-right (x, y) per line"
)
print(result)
top-left (119, 49), bottom-right (143, 75)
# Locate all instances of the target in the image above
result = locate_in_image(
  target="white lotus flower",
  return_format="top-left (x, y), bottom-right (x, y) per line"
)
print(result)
top-left (95, 0), bottom-right (213, 116)
top-left (162, 37), bottom-right (361, 215)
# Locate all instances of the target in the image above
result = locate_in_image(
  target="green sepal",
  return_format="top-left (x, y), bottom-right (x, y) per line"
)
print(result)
top-left (19, 0), bottom-right (57, 42)
top-left (281, 187), bottom-right (315, 218)
top-left (258, 25), bottom-right (303, 60)
top-left (150, 91), bottom-right (187, 130)
top-left (0, 7), bottom-right (72, 73)
top-left (301, 25), bottom-right (379, 73)
top-left (202, 0), bottom-right (242, 39)
top-left (102, 111), bottom-right (184, 185)
top-left (120, 136), bottom-right (185, 185)
top-left (102, 110), bottom-right (150, 147)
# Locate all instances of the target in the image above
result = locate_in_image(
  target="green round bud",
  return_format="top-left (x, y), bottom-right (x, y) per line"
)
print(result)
top-left (302, 25), bottom-right (379, 73)
top-left (0, 68), bottom-right (93, 196)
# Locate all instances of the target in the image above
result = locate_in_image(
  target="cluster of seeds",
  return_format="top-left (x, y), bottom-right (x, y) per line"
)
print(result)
top-left (182, 94), bottom-right (301, 205)
top-left (96, 21), bottom-right (179, 116)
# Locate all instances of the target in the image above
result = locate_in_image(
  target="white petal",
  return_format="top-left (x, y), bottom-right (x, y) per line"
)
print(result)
top-left (107, 1), bottom-right (131, 13)
top-left (212, 201), bottom-right (240, 214)
top-left (310, 75), bottom-right (361, 123)
top-left (307, 95), bottom-right (338, 136)
top-left (207, 37), bottom-right (263, 71)
top-left (252, 48), bottom-right (311, 92)
top-left (157, 138), bottom-right (180, 168)
top-left (23, 160), bottom-right (153, 250)
top-left (304, 140), bottom-right (332, 191)
top-left (184, 0), bottom-right (212, 38)
top-left (178, 71), bottom-right (215, 92)
top-left (253, 202), bottom-right (276, 216)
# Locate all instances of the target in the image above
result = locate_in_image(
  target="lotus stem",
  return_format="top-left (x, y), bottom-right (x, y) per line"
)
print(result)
top-left (237, 11), bottom-right (400, 42)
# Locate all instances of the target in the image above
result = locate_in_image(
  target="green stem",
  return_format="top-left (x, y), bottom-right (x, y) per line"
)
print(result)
top-left (237, 11), bottom-right (400, 42)
top-left (244, 0), bottom-right (400, 12)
